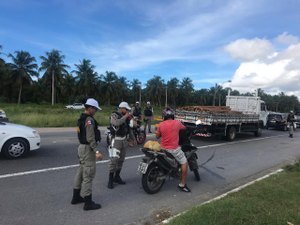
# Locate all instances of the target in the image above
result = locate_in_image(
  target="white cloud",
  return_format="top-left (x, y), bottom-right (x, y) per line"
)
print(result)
top-left (275, 32), bottom-right (299, 45)
top-left (226, 34), bottom-right (300, 99)
top-left (224, 38), bottom-right (274, 61)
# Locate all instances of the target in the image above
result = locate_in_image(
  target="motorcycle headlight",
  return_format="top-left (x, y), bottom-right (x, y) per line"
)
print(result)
top-left (196, 120), bottom-right (202, 125)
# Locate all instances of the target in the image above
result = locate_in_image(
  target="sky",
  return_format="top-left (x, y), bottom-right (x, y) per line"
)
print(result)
top-left (1, 0), bottom-right (300, 99)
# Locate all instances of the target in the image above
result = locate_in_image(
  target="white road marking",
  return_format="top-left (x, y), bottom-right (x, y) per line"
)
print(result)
top-left (0, 154), bottom-right (144, 179)
top-left (0, 134), bottom-right (286, 180)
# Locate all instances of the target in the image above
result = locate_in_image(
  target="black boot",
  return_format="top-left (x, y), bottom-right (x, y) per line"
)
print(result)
top-left (83, 195), bottom-right (101, 211)
top-left (71, 189), bottom-right (85, 205)
top-left (107, 172), bottom-right (114, 189)
top-left (114, 170), bottom-right (126, 184)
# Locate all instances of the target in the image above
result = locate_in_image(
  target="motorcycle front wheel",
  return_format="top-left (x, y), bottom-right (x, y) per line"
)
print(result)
top-left (136, 130), bottom-right (146, 144)
top-left (142, 163), bottom-right (165, 194)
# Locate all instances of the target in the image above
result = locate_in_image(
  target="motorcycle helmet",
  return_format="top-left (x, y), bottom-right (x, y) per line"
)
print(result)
top-left (163, 110), bottom-right (174, 120)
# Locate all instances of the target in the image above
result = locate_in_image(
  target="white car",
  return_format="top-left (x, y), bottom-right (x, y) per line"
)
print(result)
top-left (65, 103), bottom-right (85, 110)
top-left (0, 109), bottom-right (7, 121)
top-left (0, 122), bottom-right (41, 159)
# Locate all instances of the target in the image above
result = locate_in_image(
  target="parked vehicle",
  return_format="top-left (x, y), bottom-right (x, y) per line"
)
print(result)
top-left (0, 122), bottom-right (41, 159)
top-left (137, 129), bottom-right (200, 194)
top-left (295, 112), bottom-right (300, 128)
top-left (266, 113), bottom-right (287, 131)
top-left (0, 109), bottom-right (8, 122)
top-left (175, 93), bottom-right (263, 141)
top-left (65, 103), bottom-right (84, 110)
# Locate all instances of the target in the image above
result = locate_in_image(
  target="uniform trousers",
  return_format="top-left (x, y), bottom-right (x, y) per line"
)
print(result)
top-left (108, 137), bottom-right (127, 173)
top-left (74, 144), bottom-right (96, 197)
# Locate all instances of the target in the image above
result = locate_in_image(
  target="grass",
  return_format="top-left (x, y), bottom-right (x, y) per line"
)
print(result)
top-left (167, 162), bottom-right (300, 225)
top-left (0, 103), bottom-right (164, 127)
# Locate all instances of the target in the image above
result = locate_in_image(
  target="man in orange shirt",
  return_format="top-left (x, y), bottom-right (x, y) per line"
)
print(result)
top-left (155, 110), bottom-right (191, 192)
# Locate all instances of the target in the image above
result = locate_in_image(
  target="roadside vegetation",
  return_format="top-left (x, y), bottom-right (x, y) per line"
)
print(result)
top-left (167, 161), bottom-right (300, 225)
top-left (0, 103), bottom-right (164, 127)
top-left (1, 45), bottom-right (300, 113)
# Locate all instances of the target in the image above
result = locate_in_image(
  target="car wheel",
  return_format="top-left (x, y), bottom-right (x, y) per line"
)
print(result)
top-left (2, 138), bottom-right (29, 159)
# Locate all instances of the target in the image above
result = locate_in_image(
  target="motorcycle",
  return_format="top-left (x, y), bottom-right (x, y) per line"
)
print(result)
top-left (106, 116), bottom-right (146, 147)
top-left (137, 129), bottom-right (200, 194)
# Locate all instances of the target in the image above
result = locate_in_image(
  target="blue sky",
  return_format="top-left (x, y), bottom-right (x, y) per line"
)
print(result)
top-left (1, 0), bottom-right (300, 98)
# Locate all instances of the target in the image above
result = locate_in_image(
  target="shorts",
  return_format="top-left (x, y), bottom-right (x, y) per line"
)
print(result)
top-left (164, 146), bottom-right (187, 165)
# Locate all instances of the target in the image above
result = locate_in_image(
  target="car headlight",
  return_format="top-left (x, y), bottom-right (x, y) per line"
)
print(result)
top-left (32, 131), bottom-right (40, 138)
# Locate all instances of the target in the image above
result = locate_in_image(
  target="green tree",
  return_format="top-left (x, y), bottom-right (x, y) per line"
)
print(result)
top-left (73, 59), bottom-right (98, 98)
top-left (131, 79), bottom-right (142, 103)
top-left (167, 78), bottom-right (179, 107)
top-left (101, 71), bottom-right (118, 105)
top-left (39, 49), bottom-right (69, 105)
top-left (8, 51), bottom-right (38, 104)
top-left (115, 76), bottom-right (130, 102)
top-left (145, 76), bottom-right (165, 106)
top-left (179, 77), bottom-right (194, 105)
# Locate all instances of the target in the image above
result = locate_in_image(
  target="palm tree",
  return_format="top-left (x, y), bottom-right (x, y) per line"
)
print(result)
top-left (101, 71), bottom-right (118, 105)
top-left (61, 74), bottom-right (76, 103)
top-left (39, 49), bottom-right (69, 105)
top-left (145, 76), bottom-right (165, 106)
top-left (73, 59), bottom-right (98, 98)
top-left (115, 76), bottom-right (130, 102)
top-left (210, 83), bottom-right (222, 106)
top-left (167, 78), bottom-right (179, 107)
top-left (180, 77), bottom-right (194, 105)
top-left (131, 79), bottom-right (141, 102)
top-left (8, 51), bottom-right (38, 104)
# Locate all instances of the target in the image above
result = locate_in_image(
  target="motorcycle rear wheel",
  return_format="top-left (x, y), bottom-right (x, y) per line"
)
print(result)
top-left (142, 163), bottom-right (165, 194)
top-left (193, 169), bottom-right (201, 181)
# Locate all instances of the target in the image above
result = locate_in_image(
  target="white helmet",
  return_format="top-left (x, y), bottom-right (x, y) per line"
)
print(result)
top-left (85, 98), bottom-right (102, 110)
top-left (119, 101), bottom-right (131, 110)
top-left (147, 101), bottom-right (150, 105)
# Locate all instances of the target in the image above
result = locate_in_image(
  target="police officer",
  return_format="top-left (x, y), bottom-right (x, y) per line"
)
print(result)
top-left (144, 101), bottom-right (153, 133)
top-left (107, 101), bottom-right (131, 189)
top-left (287, 110), bottom-right (295, 138)
top-left (71, 98), bottom-right (103, 210)
top-left (131, 101), bottom-right (142, 119)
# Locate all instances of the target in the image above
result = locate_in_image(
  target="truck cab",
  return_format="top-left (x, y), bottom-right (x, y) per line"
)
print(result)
top-left (226, 95), bottom-right (269, 127)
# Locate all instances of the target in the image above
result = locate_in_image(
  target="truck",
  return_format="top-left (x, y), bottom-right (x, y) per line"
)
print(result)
top-left (175, 94), bottom-right (266, 141)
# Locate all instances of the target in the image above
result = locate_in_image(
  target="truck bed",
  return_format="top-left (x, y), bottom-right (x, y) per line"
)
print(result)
top-left (175, 106), bottom-right (259, 125)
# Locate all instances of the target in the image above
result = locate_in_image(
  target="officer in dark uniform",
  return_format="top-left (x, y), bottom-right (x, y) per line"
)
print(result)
top-left (287, 110), bottom-right (295, 138)
top-left (71, 98), bottom-right (103, 210)
top-left (107, 101), bottom-right (131, 189)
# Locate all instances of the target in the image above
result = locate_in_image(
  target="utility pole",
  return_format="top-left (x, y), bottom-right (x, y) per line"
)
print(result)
top-left (165, 85), bottom-right (168, 107)
top-left (139, 85), bottom-right (141, 104)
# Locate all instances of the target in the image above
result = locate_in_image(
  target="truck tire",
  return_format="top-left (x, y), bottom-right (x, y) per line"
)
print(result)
top-left (226, 126), bottom-right (236, 141)
top-left (254, 127), bottom-right (262, 137)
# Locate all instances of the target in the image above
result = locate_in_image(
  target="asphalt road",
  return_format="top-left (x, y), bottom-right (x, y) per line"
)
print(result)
top-left (0, 127), bottom-right (299, 225)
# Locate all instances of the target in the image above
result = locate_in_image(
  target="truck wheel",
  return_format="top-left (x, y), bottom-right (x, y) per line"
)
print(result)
top-left (226, 126), bottom-right (236, 141)
top-left (254, 127), bottom-right (262, 137)
top-left (283, 125), bottom-right (287, 131)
